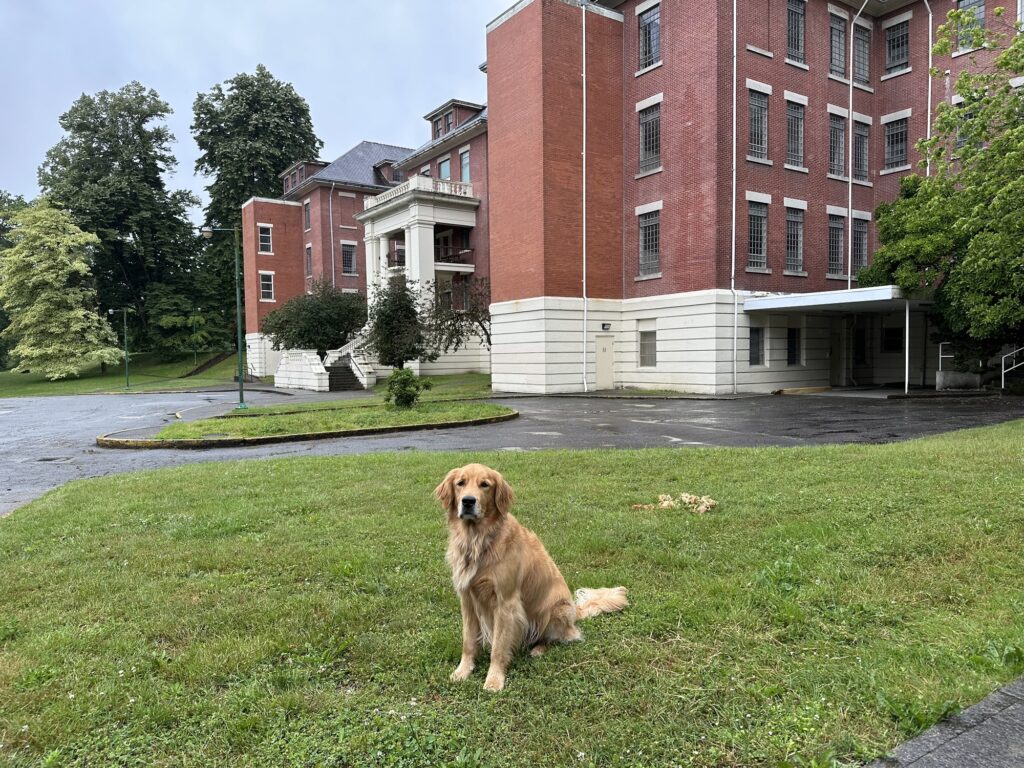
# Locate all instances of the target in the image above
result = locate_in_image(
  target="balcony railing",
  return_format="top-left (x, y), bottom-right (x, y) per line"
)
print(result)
top-left (387, 249), bottom-right (406, 269)
top-left (363, 175), bottom-right (475, 211)
top-left (435, 246), bottom-right (474, 266)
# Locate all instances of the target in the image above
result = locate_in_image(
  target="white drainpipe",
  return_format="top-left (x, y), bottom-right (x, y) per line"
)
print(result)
top-left (729, 0), bottom-right (738, 395)
top-left (581, 1), bottom-right (589, 392)
top-left (329, 182), bottom-right (337, 287)
top-left (923, 0), bottom-right (934, 176)
top-left (847, 0), bottom-right (870, 290)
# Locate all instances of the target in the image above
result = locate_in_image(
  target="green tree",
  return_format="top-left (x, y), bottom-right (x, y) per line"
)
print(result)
top-left (37, 82), bottom-right (209, 354)
top-left (860, 10), bottom-right (1024, 362)
top-left (0, 191), bottom-right (30, 366)
top-left (260, 280), bottom-right (367, 358)
top-left (0, 201), bottom-right (121, 379)
top-left (424, 276), bottom-right (492, 352)
top-left (364, 276), bottom-right (438, 369)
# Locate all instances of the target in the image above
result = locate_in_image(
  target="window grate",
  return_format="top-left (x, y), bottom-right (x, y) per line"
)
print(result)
top-left (885, 20), bottom-right (910, 73)
top-left (749, 327), bottom-right (764, 366)
top-left (853, 25), bottom-right (871, 84)
top-left (957, 0), bottom-right (986, 49)
top-left (639, 211), bottom-right (661, 276)
top-left (748, 91), bottom-right (768, 159)
top-left (829, 115), bottom-right (846, 176)
top-left (342, 243), bottom-right (356, 275)
top-left (638, 5), bottom-right (661, 69)
top-left (303, 201), bottom-right (311, 230)
top-left (787, 0), bottom-right (805, 62)
top-left (854, 121), bottom-right (870, 181)
top-left (639, 104), bottom-right (661, 172)
top-left (747, 202), bottom-right (767, 269)
top-left (786, 208), bottom-right (804, 272)
top-left (830, 14), bottom-right (846, 77)
top-left (828, 214), bottom-right (845, 275)
top-left (786, 102), bottom-right (804, 166)
top-left (305, 246), bottom-right (313, 278)
top-left (884, 118), bottom-right (908, 168)
top-left (639, 330), bottom-right (657, 367)
top-left (852, 219), bottom-right (869, 273)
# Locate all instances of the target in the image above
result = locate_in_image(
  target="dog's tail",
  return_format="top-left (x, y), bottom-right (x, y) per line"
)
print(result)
top-left (575, 587), bottom-right (629, 620)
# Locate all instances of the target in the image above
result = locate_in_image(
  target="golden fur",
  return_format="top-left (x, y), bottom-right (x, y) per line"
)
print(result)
top-left (435, 463), bottom-right (628, 691)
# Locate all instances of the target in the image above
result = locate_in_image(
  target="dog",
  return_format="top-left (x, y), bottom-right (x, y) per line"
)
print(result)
top-left (435, 463), bottom-right (628, 691)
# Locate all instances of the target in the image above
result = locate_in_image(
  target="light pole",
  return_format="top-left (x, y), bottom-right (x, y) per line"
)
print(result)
top-left (191, 306), bottom-right (202, 370)
top-left (108, 307), bottom-right (131, 389)
top-left (200, 225), bottom-right (247, 409)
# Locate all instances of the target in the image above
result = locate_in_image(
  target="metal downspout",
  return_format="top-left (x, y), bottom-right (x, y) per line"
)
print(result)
top-left (848, 0), bottom-right (870, 290)
top-left (730, 0), bottom-right (738, 394)
top-left (904, 300), bottom-right (911, 394)
top-left (329, 182), bottom-right (337, 287)
top-left (923, 0), bottom-right (933, 176)
top-left (581, 1), bottom-right (589, 392)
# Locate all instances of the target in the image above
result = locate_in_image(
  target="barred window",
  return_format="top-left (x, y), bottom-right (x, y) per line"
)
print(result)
top-left (786, 208), bottom-right (804, 272)
top-left (258, 225), bottom-right (272, 254)
top-left (854, 121), bottom-right (870, 181)
top-left (787, 0), bottom-right (806, 63)
top-left (957, 0), bottom-right (985, 49)
top-left (342, 243), bottom-right (356, 275)
top-left (787, 328), bottom-right (802, 366)
top-left (884, 118), bottom-right (908, 168)
top-left (639, 210), bottom-right (660, 276)
top-left (749, 327), bottom-right (765, 366)
top-left (748, 91), bottom-right (768, 160)
top-left (259, 273), bottom-right (274, 301)
top-left (885, 21), bottom-right (910, 73)
top-left (828, 214), bottom-right (845, 275)
top-left (852, 219), bottom-right (869, 274)
top-left (786, 102), bottom-right (805, 167)
top-left (747, 201), bottom-right (768, 270)
top-left (829, 115), bottom-right (846, 176)
top-left (638, 5), bottom-right (661, 70)
top-left (639, 330), bottom-right (657, 367)
top-left (830, 14), bottom-right (846, 77)
top-left (303, 201), bottom-right (311, 230)
top-left (853, 25), bottom-right (871, 85)
top-left (305, 245), bottom-right (313, 278)
top-left (639, 104), bottom-right (661, 172)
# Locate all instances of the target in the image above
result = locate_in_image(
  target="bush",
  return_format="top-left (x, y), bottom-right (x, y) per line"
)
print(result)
top-left (384, 368), bottom-right (432, 409)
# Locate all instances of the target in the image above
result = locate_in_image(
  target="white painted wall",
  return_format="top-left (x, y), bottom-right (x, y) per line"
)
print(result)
top-left (274, 350), bottom-right (329, 392)
top-left (246, 333), bottom-right (282, 378)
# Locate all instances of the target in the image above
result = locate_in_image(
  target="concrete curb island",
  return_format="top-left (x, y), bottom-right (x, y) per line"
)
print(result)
top-left (95, 409), bottom-right (519, 449)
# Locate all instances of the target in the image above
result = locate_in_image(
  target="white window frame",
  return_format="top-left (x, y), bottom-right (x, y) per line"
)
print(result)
top-left (258, 271), bottom-right (275, 302)
top-left (305, 243), bottom-right (313, 279)
top-left (257, 223), bottom-right (273, 254)
top-left (303, 199), bottom-right (311, 231)
top-left (459, 147), bottom-right (471, 183)
top-left (637, 319), bottom-right (657, 368)
top-left (438, 155), bottom-right (452, 181)
top-left (340, 240), bottom-right (358, 276)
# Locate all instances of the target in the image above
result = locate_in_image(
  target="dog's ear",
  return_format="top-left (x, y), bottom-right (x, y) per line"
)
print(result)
top-left (434, 469), bottom-right (458, 514)
top-left (494, 472), bottom-right (515, 517)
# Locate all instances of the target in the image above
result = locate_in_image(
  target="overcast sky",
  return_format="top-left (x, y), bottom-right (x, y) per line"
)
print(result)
top-left (0, 0), bottom-right (510, 215)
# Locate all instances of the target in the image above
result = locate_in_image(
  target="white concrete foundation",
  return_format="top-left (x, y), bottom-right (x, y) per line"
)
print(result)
top-left (274, 350), bottom-right (329, 392)
top-left (246, 333), bottom-right (283, 379)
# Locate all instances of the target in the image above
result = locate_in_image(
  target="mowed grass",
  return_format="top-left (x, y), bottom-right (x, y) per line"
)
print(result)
top-left (1, 422), bottom-right (1023, 766)
top-left (156, 402), bottom-right (515, 440)
top-left (0, 353), bottom-right (242, 398)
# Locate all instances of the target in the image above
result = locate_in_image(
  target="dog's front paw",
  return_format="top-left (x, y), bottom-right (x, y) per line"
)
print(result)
top-left (450, 664), bottom-right (474, 682)
top-left (483, 672), bottom-right (505, 691)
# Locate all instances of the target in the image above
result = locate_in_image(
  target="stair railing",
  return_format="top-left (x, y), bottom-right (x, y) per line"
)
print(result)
top-left (1001, 346), bottom-right (1024, 390)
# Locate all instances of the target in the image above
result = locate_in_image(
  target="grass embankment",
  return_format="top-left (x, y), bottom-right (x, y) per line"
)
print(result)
top-left (2, 421), bottom-right (1024, 766)
top-left (155, 401), bottom-right (514, 440)
top-left (0, 353), bottom-right (242, 398)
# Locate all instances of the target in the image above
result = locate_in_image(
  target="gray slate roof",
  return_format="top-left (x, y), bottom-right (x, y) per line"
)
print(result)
top-left (310, 140), bottom-right (415, 189)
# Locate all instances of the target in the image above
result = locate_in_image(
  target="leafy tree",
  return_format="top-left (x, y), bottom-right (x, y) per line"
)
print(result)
top-left (0, 191), bottom-right (30, 366)
top-left (364, 276), bottom-right (438, 369)
top-left (260, 280), bottom-right (367, 358)
top-left (860, 9), bottom-right (1024, 363)
top-left (0, 201), bottom-right (121, 379)
top-left (425, 277), bottom-right (492, 352)
top-left (37, 82), bottom-right (209, 354)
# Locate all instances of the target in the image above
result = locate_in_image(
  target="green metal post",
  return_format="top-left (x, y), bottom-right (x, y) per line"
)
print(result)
top-left (192, 309), bottom-right (198, 370)
top-left (234, 227), bottom-right (247, 409)
top-left (123, 308), bottom-right (130, 390)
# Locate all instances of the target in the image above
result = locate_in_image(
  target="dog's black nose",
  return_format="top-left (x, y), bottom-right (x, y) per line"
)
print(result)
top-left (461, 495), bottom-right (477, 507)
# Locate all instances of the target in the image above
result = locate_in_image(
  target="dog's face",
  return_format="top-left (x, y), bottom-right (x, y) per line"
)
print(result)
top-left (435, 463), bottom-right (514, 523)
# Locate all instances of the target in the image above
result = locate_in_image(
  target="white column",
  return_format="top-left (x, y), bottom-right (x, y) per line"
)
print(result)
top-left (364, 234), bottom-right (379, 304)
top-left (406, 219), bottom-right (435, 286)
top-left (379, 234), bottom-right (391, 273)
top-left (904, 300), bottom-right (911, 395)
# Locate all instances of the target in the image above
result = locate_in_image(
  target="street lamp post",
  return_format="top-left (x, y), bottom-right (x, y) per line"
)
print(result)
top-left (108, 307), bottom-right (131, 389)
top-left (200, 225), bottom-right (247, 410)
top-left (191, 307), bottom-right (202, 370)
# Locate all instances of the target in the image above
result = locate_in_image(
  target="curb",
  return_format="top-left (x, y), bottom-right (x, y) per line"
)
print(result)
top-left (96, 409), bottom-right (519, 449)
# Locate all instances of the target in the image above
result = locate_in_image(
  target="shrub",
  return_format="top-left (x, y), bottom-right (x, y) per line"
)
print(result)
top-left (384, 368), bottom-right (432, 409)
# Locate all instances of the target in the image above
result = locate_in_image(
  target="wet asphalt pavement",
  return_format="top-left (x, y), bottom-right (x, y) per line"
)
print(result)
top-left (2, 389), bottom-right (1023, 517)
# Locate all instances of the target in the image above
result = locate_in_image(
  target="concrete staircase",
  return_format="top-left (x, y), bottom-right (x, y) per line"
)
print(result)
top-left (325, 363), bottom-right (364, 391)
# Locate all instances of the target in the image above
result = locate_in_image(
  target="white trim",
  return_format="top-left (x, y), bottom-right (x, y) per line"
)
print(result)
top-left (784, 164), bottom-right (809, 174)
top-left (828, 3), bottom-right (849, 19)
top-left (339, 224), bottom-right (358, 230)
top-left (744, 285), bottom-right (907, 313)
top-left (854, 16), bottom-right (872, 29)
top-left (880, 67), bottom-right (912, 81)
top-left (635, 92), bottom-right (664, 111)
top-left (746, 44), bottom-right (773, 58)
top-left (635, 0), bottom-right (659, 15)
top-left (784, 90), bottom-right (808, 106)
top-left (785, 58), bottom-right (810, 71)
top-left (635, 200), bottom-right (663, 215)
top-left (827, 173), bottom-right (850, 183)
top-left (337, 191), bottom-right (356, 198)
top-left (745, 190), bottom-right (772, 204)
top-left (746, 78), bottom-right (772, 95)
top-left (635, 61), bottom-right (663, 77)
top-left (880, 108), bottom-right (912, 124)
top-left (242, 196), bottom-right (302, 208)
top-left (420, 165), bottom-right (430, 173)
top-left (951, 94), bottom-right (965, 105)
top-left (827, 103), bottom-right (849, 117)
top-left (852, 209), bottom-right (872, 221)
top-left (829, 73), bottom-right (850, 86)
top-left (952, 46), bottom-right (982, 59)
top-left (635, 167), bottom-right (663, 179)
top-left (746, 156), bottom-right (773, 166)
top-left (854, 82), bottom-right (874, 94)
top-left (783, 197), bottom-right (807, 210)
top-left (256, 222), bottom-right (273, 228)
top-left (339, 239), bottom-right (358, 245)
top-left (826, 205), bottom-right (849, 217)
top-left (257, 270), bottom-right (276, 302)
top-left (879, 164), bottom-right (912, 176)
top-left (853, 111), bottom-right (872, 125)
top-left (457, 143), bottom-right (472, 154)
top-left (882, 9), bottom-right (913, 29)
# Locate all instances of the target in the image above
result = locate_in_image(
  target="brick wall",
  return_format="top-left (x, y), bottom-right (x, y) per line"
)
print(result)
top-left (242, 198), bottom-right (304, 334)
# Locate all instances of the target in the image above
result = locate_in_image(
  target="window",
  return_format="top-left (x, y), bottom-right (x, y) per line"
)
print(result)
top-left (749, 327), bottom-right (765, 366)
top-left (830, 14), bottom-right (846, 77)
top-left (829, 115), bottom-right (846, 176)
top-left (305, 245), bottom-right (312, 278)
top-left (854, 121), bottom-right (870, 181)
top-left (258, 225), bottom-right (272, 254)
top-left (639, 104), bottom-right (661, 172)
top-left (787, 0), bottom-right (805, 63)
top-left (444, 111), bottom-right (453, 133)
top-left (886, 21), bottom-right (910, 74)
top-left (786, 208), bottom-right (804, 272)
top-left (786, 102), bottom-right (805, 167)
top-left (638, 210), bottom-right (661, 276)
top-left (638, 4), bottom-right (661, 70)
top-left (639, 330), bottom-right (657, 367)
top-left (433, 117), bottom-right (442, 139)
top-left (393, 167), bottom-right (404, 183)
top-left (342, 243), bottom-right (356, 275)
top-left (259, 273), bottom-right (274, 301)
top-left (881, 326), bottom-right (903, 353)
top-left (828, 214), bottom-right (845, 275)
top-left (852, 219), bottom-right (869, 274)
top-left (957, 0), bottom-right (985, 49)
top-left (884, 118), bottom-right (908, 169)
top-left (747, 201), bottom-right (767, 270)
top-left (787, 328), bottom-right (802, 366)
top-left (460, 149), bottom-right (470, 182)
top-left (748, 91), bottom-right (768, 160)
top-left (853, 25), bottom-right (871, 85)
top-left (438, 157), bottom-right (451, 180)
top-left (303, 201), bottom-right (311, 230)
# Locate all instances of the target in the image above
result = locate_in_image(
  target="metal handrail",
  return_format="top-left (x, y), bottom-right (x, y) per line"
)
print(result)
top-left (434, 246), bottom-right (474, 264)
top-left (1002, 346), bottom-right (1024, 390)
top-left (938, 341), bottom-right (955, 372)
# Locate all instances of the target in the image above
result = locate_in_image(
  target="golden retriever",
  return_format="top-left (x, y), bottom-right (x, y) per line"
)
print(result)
top-left (435, 463), bottom-right (628, 691)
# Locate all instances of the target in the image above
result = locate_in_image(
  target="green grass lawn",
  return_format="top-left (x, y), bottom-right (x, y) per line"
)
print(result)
top-left (2, 422), bottom-right (1023, 766)
top-left (0, 353), bottom-right (241, 398)
top-left (155, 401), bottom-right (514, 440)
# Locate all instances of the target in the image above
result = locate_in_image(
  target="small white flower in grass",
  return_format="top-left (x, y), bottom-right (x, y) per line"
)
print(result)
top-left (577, 752), bottom-right (586, 761)
top-left (67, 692), bottom-right (75, 699)
top-left (129, 697), bottom-right (136, 705)
top-left (118, 669), bottom-right (124, 677)
top-left (20, 725), bottom-right (28, 732)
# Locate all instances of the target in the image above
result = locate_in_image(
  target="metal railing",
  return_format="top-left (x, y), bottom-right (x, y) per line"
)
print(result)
top-left (387, 248), bottom-right (406, 268)
top-left (435, 246), bottom-right (474, 265)
top-left (363, 175), bottom-right (475, 211)
top-left (1002, 346), bottom-right (1024, 390)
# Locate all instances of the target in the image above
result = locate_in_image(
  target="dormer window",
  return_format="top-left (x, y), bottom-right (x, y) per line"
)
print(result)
top-left (433, 117), bottom-right (442, 139)
top-left (444, 111), bottom-right (454, 132)
top-left (393, 168), bottom-right (404, 183)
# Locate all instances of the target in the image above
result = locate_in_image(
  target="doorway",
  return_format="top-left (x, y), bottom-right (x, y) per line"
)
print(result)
top-left (595, 335), bottom-right (614, 390)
